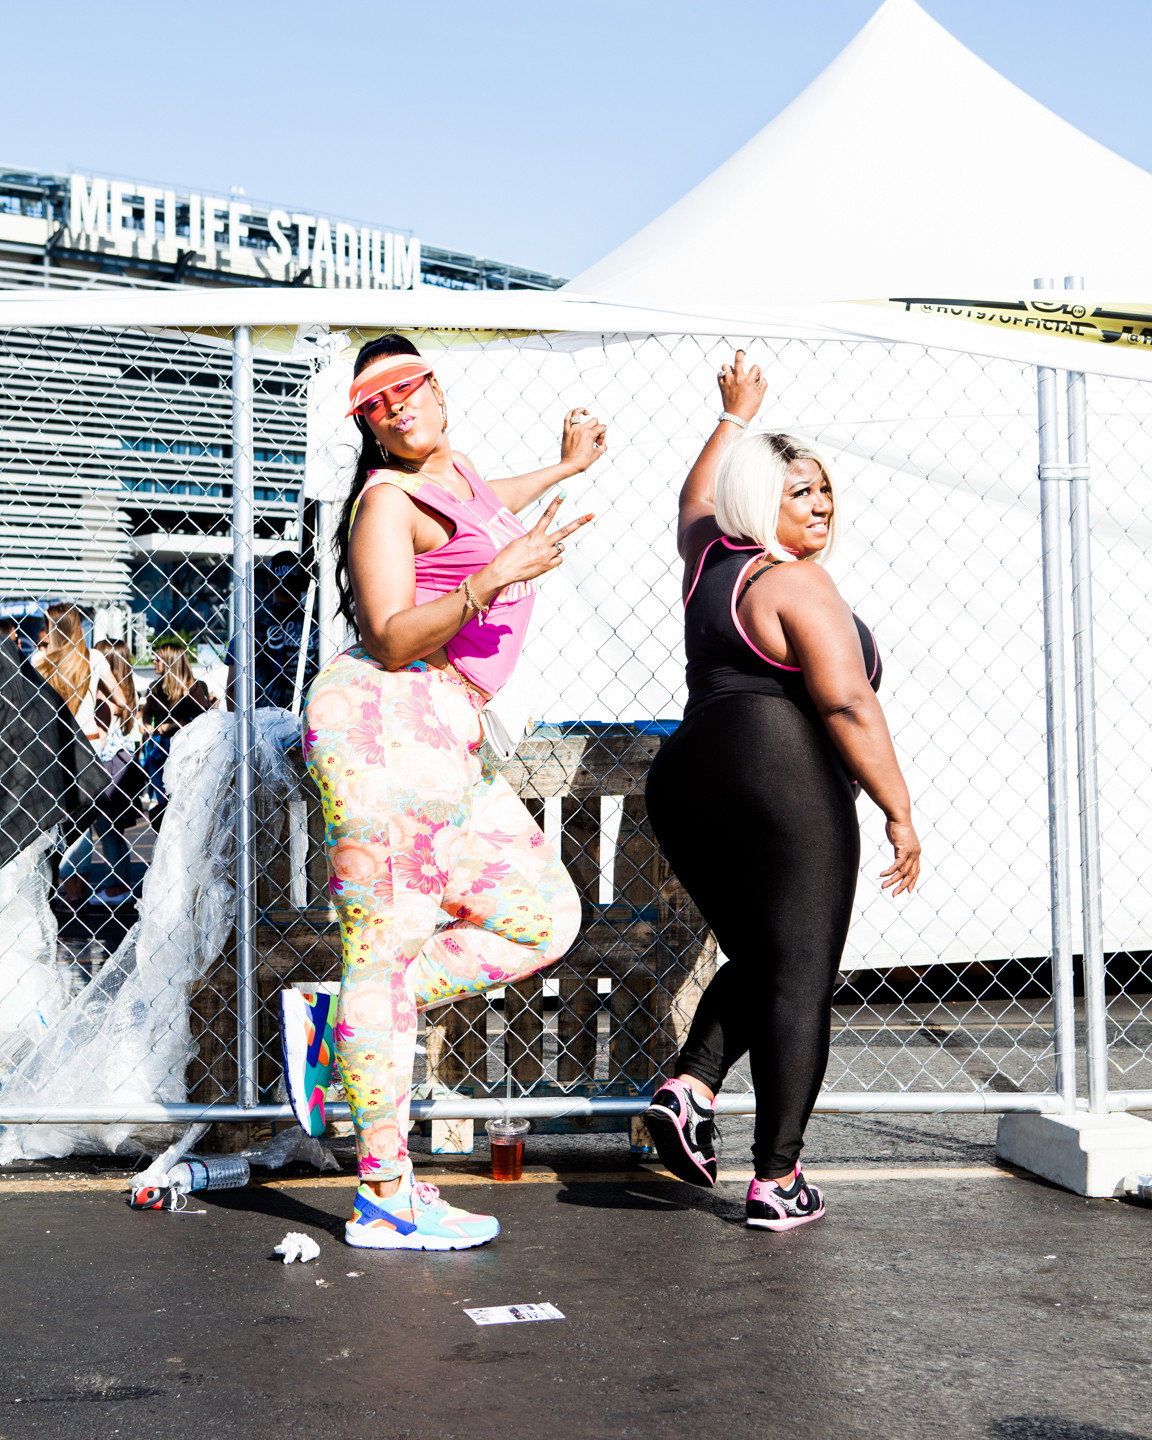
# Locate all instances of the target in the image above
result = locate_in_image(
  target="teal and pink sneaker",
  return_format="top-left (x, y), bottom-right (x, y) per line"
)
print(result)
top-left (346, 1173), bottom-right (500, 1251)
top-left (279, 987), bottom-right (336, 1139)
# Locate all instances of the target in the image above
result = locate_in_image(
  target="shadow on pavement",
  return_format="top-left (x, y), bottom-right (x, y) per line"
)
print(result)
top-left (992, 1420), bottom-right (1152, 1440)
top-left (555, 1177), bottom-right (748, 1225)
top-left (198, 1182), bottom-right (346, 1240)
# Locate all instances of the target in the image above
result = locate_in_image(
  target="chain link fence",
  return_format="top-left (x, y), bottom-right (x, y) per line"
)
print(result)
top-left (1072, 371), bottom-right (1152, 1109)
top-left (4, 305), bottom-right (1145, 1160)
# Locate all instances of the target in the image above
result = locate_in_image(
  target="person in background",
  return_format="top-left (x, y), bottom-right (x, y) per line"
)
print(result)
top-left (32, 603), bottom-right (127, 751)
top-left (140, 639), bottom-right (213, 825)
top-left (93, 642), bottom-right (142, 749)
top-left (5, 612), bottom-right (46, 663)
top-left (103, 648), bottom-right (145, 749)
top-left (1, 635), bottom-right (107, 876)
top-left (33, 603), bottom-right (134, 905)
top-left (0, 616), bottom-right (19, 659)
top-left (79, 645), bottom-right (149, 902)
top-left (225, 551), bottom-right (319, 713)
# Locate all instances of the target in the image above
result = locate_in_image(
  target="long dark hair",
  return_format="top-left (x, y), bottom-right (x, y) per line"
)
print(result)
top-left (334, 333), bottom-right (422, 632)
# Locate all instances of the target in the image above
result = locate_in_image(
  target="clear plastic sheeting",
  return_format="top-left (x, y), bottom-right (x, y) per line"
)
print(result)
top-left (0, 708), bottom-right (302, 1163)
top-left (240, 1129), bottom-right (338, 1172)
top-left (129, 1122), bottom-right (209, 1189)
top-left (0, 832), bottom-right (67, 1073)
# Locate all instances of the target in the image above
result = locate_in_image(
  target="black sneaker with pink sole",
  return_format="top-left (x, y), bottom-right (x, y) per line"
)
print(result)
top-left (643, 1077), bottom-right (718, 1188)
top-left (745, 1166), bottom-right (825, 1230)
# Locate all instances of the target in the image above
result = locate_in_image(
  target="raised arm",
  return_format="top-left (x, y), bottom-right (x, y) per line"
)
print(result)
top-left (485, 409), bottom-right (608, 515)
top-left (351, 484), bottom-right (593, 673)
top-left (677, 351), bottom-right (767, 559)
top-left (742, 564), bottom-right (921, 895)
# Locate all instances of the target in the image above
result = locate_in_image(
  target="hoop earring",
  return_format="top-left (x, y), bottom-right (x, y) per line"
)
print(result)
top-left (377, 439), bottom-right (390, 465)
top-left (440, 405), bottom-right (448, 431)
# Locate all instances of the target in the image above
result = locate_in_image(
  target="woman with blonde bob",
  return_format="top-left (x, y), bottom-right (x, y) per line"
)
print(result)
top-left (644, 352), bottom-right (920, 1231)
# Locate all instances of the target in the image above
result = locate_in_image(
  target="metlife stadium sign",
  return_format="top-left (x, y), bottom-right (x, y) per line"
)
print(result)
top-left (66, 172), bottom-right (420, 289)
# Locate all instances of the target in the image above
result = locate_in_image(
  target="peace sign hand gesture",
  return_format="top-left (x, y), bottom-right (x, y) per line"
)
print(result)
top-left (483, 494), bottom-right (595, 593)
top-left (717, 350), bottom-right (767, 424)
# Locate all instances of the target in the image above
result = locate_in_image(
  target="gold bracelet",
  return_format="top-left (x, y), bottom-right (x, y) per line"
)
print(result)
top-left (461, 575), bottom-right (490, 623)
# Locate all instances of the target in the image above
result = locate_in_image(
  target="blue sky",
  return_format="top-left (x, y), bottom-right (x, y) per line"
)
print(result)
top-left (2, 1), bottom-right (1148, 278)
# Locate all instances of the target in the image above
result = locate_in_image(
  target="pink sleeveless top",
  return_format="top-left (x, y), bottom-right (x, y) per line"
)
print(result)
top-left (350, 461), bottom-right (536, 697)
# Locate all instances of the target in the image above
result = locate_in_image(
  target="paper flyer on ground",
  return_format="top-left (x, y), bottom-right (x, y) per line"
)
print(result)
top-left (464, 1304), bottom-right (565, 1326)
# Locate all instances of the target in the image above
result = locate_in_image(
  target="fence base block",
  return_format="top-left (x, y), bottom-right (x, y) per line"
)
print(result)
top-left (996, 1112), bottom-right (1152, 1197)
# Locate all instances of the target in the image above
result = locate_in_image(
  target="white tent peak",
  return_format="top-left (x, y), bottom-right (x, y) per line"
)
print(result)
top-left (567, 0), bottom-right (1152, 307)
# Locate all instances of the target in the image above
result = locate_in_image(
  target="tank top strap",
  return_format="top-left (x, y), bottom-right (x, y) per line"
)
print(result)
top-left (349, 466), bottom-right (469, 538)
top-left (736, 559), bottom-right (783, 608)
top-left (348, 468), bottom-right (425, 537)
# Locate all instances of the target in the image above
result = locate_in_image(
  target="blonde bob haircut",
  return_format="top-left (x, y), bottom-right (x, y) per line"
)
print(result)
top-left (713, 432), bottom-right (838, 563)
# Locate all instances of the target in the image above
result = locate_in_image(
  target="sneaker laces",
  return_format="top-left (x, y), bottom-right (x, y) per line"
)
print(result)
top-left (412, 1180), bottom-right (446, 1215)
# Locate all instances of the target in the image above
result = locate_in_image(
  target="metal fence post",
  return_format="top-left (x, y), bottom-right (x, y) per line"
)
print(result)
top-left (1035, 278), bottom-right (1078, 1113)
top-left (1064, 276), bottom-right (1109, 1114)
top-left (231, 323), bottom-right (258, 1110)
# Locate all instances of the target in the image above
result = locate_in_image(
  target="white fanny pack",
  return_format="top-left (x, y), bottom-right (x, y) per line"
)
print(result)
top-left (480, 661), bottom-right (540, 762)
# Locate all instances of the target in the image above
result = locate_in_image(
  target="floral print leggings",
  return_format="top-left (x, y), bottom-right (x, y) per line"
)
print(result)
top-left (304, 649), bottom-right (581, 1181)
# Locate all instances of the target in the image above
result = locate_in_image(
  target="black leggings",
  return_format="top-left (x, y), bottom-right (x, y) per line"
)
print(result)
top-left (645, 694), bottom-right (860, 1177)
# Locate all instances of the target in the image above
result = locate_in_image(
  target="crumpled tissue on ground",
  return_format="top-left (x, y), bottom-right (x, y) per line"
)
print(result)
top-left (0, 709), bottom-right (305, 1164)
top-left (274, 1231), bottom-right (321, 1264)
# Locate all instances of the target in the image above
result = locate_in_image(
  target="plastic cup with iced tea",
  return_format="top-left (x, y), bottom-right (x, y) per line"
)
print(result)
top-left (485, 1117), bottom-right (530, 1181)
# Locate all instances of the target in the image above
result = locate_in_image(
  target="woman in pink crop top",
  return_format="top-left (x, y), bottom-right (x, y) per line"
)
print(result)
top-left (291, 334), bottom-right (607, 1251)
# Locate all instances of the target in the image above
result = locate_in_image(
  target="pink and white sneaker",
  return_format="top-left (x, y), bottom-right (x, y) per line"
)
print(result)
top-left (745, 1166), bottom-right (825, 1231)
top-left (643, 1078), bottom-right (717, 1188)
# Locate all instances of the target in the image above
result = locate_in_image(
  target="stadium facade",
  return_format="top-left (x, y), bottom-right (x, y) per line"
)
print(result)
top-left (0, 165), bottom-right (564, 645)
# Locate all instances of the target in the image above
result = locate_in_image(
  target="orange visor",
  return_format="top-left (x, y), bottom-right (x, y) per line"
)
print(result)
top-left (346, 355), bottom-right (434, 417)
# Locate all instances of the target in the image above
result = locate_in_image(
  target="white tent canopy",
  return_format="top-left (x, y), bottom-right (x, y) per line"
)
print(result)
top-left (568, 0), bottom-right (1152, 309)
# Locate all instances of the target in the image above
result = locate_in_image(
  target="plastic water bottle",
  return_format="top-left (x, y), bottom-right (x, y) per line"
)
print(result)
top-left (1121, 1174), bottom-right (1152, 1204)
top-left (168, 1155), bottom-right (250, 1194)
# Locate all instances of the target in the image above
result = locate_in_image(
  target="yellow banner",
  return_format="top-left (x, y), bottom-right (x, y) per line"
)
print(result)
top-left (874, 297), bottom-right (1152, 350)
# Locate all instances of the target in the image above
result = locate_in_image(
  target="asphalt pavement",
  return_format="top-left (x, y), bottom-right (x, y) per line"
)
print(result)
top-left (2, 1115), bottom-right (1151, 1440)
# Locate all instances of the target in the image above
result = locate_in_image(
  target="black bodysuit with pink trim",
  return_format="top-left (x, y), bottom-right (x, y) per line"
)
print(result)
top-left (682, 535), bottom-right (881, 724)
top-left (645, 532), bottom-right (882, 1181)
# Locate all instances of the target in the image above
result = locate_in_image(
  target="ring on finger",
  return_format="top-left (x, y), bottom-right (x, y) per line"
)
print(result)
top-left (555, 541), bottom-right (565, 553)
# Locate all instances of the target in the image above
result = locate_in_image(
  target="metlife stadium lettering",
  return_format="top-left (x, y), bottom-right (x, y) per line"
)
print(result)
top-left (67, 173), bottom-right (419, 289)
